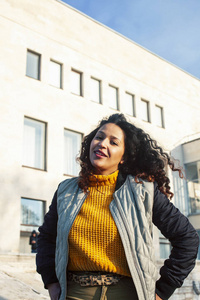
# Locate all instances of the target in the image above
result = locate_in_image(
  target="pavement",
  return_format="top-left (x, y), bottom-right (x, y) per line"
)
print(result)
top-left (0, 254), bottom-right (49, 300)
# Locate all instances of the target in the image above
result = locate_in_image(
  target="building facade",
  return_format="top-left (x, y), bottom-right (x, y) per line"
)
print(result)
top-left (0, 0), bottom-right (199, 298)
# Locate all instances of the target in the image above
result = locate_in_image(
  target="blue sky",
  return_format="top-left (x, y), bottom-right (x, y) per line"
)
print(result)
top-left (61, 0), bottom-right (200, 79)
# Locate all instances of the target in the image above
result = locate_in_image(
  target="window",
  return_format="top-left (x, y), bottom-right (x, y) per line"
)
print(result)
top-left (141, 99), bottom-right (150, 122)
top-left (70, 69), bottom-right (83, 96)
top-left (159, 232), bottom-right (171, 259)
top-left (108, 85), bottom-right (118, 110)
top-left (185, 161), bottom-right (200, 214)
top-left (64, 129), bottom-right (82, 176)
top-left (124, 92), bottom-right (135, 117)
top-left (21, 198), bottom-right (45, 232)
top-left (155, 105), bottom-right (164, 128)
top-left (23, 117), bottom-right (46, 170)
top-left (26, 50), bottom-right (41, 80)
top-left (185, 161), bottom-right (199, 182)
top-left (90, 77), bottom-right (101, 103)
top-left (49, 60), bottom-right (62, 88)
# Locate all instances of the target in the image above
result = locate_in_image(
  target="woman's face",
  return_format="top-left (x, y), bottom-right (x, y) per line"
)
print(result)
top-left (89, 123), bottom-right (125, 175)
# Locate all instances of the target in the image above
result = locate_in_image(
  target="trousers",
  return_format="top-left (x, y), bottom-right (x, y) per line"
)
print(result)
top-left (66, 276), bottom-right (138, 300)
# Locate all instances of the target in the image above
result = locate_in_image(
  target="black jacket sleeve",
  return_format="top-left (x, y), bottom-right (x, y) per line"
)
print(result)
top-left (153, 183), bottom-right (199, 300)
top-left (36, 190), bottom-right (59, 288)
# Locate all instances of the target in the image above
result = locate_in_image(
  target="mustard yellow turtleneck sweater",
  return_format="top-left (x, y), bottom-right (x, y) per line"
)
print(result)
top-left (68, 170), bottom-right (130, 276)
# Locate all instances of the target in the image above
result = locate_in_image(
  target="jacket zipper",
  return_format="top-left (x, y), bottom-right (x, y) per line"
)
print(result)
top-left (112, 192), bottom-right (147, 300)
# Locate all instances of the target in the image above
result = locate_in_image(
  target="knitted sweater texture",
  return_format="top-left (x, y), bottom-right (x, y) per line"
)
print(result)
top-left (68, 170), bottom-right (130, 276)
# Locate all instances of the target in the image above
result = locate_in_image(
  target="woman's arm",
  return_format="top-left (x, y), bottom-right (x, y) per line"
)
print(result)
top-left (153, 183), bottom-right (199, 300)
top-left (36, 191), bottom-right (59, 288)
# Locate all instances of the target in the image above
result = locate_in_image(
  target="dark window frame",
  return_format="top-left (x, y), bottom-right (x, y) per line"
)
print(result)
top-left (155, 104), bottom-right (165, 128)
top-left (20, 197), bottom-right (46, 232)
top-left (26, 49), bottom-right (41, 80)
top-left (22, 116), bottom-right (47, 171)
top-left (91, 76), bottom-right (102, 104)
top-left (63, 128), bottom-right (83, 177)
top-left (71, 68), bottom-right (83, 97)
top-left (125, 92), bottom-right (136, 117)
top-left (49, 59), bottom-right (63, 89)
top-left (108, 84), bottom-right (119, 110)
top-left (141, 99), bottom-right (151, 123)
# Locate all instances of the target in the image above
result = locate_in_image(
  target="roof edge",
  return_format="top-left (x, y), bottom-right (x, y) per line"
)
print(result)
top-left (55, 0), bottom-right (200, 81)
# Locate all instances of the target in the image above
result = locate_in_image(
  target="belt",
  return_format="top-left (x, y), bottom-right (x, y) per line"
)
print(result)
top-left (67, 272), bottom-right (123, 287)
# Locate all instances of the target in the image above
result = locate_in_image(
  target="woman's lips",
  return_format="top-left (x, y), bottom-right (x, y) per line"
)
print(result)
top-left (94, 150), bottom-right (107, 158)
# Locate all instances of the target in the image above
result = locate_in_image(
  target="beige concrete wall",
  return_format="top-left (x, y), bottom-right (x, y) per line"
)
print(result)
top-left (0, 0), bottom-right (199, 263)
top-left (189, 215), bottom-right (200, 229)
top-left (1, 0), bottom-right (200, 150)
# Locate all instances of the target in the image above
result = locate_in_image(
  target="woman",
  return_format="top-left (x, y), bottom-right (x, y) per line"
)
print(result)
top-left (36, 113), bottom-right (199, 300)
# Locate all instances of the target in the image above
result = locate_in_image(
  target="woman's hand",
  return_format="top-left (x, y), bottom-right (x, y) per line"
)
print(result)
top-left (156, 294), bottom-right (162, 300)
top-left (47, 282), bottom-right (61, 300)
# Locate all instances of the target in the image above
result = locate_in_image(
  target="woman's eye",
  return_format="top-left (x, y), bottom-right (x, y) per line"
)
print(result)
top-left (95, 136), bottom-right (103, 140)
top-left (111, 141), bottom-right (118, 146)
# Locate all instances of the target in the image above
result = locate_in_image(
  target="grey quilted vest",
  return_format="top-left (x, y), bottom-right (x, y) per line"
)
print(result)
top-left (56, 175), bottom-right (158, 300)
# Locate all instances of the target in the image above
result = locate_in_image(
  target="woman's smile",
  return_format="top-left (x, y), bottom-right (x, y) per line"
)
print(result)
top-left (94, 149), bottom-right (108, 158)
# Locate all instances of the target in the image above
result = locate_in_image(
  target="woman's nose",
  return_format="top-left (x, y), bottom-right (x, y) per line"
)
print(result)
top-left (99, 138), bottom-right (107, 148)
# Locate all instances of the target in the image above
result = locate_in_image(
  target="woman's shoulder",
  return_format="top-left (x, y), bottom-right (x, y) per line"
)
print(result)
top-left (58, 176), bottom-right (79, 194)
top-left (127, 174), bottom-right (154, 190)
top-left (116, 173), bottom-right (154, 198)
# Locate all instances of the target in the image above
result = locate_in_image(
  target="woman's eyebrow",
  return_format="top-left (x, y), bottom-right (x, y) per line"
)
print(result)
top-left (96, 130), bottom-right (105, 136)
top-left (97, 131), bottom-right (122, 142)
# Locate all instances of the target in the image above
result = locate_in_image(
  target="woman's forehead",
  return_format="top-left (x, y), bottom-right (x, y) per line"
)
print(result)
top-left (97, 123), bottom-right (125, 140)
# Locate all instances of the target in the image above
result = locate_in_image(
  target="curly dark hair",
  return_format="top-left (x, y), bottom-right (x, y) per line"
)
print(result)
top-left (77, 113), bottom-right (183, 198)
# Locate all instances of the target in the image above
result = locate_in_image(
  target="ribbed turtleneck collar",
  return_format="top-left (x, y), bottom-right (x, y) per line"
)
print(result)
top-left (88, 170), bottom-right (119, 187)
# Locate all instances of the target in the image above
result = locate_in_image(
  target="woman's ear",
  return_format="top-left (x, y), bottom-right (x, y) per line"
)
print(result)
top-left (120, 156), bottom-right (125, 164)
